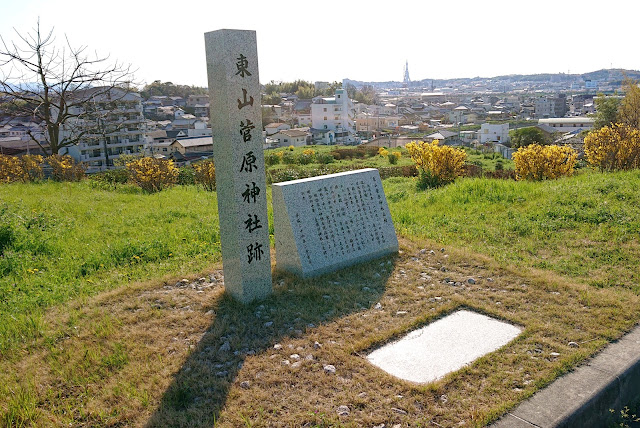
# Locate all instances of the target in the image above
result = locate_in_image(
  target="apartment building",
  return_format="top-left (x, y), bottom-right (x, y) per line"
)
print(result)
top-left (62, 87), bottom-right (147, 172)
top-left (535, 96), bottom-right (567, 118)
top-left (310, 89), bottom-right (357, 144)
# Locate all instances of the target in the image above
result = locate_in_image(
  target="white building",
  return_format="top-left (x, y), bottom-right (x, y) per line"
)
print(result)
top-left (479, 123), bottom-right (510, 144)
top-left (61, 87), bottom-right (147, 172)
top-left (272, 128), bottom-right (309, 147)
top-left (265, 122), bottom-right (290, 136)
top-left (538, 117), bottom-right (594, 132)
top-left (311, 89), bottom-right (357, 144)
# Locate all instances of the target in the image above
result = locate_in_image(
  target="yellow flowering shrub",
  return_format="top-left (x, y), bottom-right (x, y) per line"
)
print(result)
top-left (512, 144), bottom-right (577, 181)
top-left (406, 140), bottom-right (466, 188)
top-left (0, 154), bottom-right (44, 183)
top-left (126, 157), bottom-right (178, 193)
top-left (20, 155), bottom-right (44, 182)
top-left (193, 159), bottom-right (216, 191)
top-left (0, 155), bottom-right (22, 183)
top-left (584, 123), bottom-right (640, 171)
top-left (298, 148), bottom-right (316, 165)
top-left (46, 155), bottom-right (86, 182)
top-left (387, 151), bottom-right (400, 165)
top-left (378, 147), bottom-right (389, 157)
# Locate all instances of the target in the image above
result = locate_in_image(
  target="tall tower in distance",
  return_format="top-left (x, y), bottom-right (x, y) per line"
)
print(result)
top-left (403, 60), bottom-right (410, 87)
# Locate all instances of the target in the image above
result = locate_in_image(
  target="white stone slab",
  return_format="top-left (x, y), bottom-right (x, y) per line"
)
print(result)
top-left (272, 168), bottom-right (398, 277)
top-left (367, 310), bottom-right (522, 383)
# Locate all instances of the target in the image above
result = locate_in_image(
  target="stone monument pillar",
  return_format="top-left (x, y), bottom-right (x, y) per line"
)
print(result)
top-left (204, 29), bottom-right (272, 302)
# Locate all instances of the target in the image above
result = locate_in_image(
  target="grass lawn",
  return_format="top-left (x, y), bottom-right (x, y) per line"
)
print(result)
top-left (0, 169), bottom-right (639, 426)
top-left (0, 182), bottom-right (222, 354)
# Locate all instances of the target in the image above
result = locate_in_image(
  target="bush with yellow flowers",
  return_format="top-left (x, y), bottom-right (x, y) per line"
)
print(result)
top-left (46, 154), bottom-right (86, 182)
top-left (0, 155), bottom-right (23, 183)
top-left (512, 144), bottom-right (577, 181)
top-left (387, 151), bottom-right (400, 165)
top-left (126, 157), bottom-right (178, 193)
top-left (378, 147), bottom-right (389, 157)
top-left (296, 150), bottom-right (313, 165)
top-left (584, 123), bottom-right (640, 171)
top-left (193, 159), bottom-right (216, 191)
top-left (405, 140), bottom-right (466, 188)
top-left (20, 155), bottom-right (44, 182)
top-left (0, 154), bottom-right (44, 183)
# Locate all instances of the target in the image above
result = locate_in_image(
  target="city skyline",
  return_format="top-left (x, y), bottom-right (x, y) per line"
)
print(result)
top-left (2, 0), bottom-right (639, 88)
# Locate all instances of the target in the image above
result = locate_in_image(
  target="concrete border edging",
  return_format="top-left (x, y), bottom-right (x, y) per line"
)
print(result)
top-left (492, 325), bottom-right (640, 427)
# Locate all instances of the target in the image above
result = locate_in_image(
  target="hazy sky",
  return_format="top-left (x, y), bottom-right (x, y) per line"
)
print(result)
top-left (1, 0), bottom-right (638, 87)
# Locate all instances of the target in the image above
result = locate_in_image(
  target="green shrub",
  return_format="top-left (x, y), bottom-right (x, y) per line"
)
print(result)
top-left (484, 169), bottom-right (517, 180)
top-left (91, 168), bottom-right (130, 185)
top-left (377, 165), bottom-right (417, 179)
top-left (0, 223), bottom-right (13, 255)
top-left (316, 152), bottom-right (335, 164)
top-left (268, 167), bottom-right (304, 183)
top-left (177, 166), bottom-right (196, 185)
top-left (193, 160), bottom-right (216, 191)
top-left (463, 164), bottom-right (483, 178)
top-left (297, 152), bottom-right (314, 165)
top-left (46, 155), bottom-right (86, 182)
top-left (281, 151), bottom-right (296, 165)
top-left (125, 157), bottom-right (178, 193)
top-left (265, 151), bottom-right (281, 166)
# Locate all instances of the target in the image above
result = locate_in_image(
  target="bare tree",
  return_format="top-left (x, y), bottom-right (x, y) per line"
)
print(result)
top-left (0, 19), bottom-right (136, 155)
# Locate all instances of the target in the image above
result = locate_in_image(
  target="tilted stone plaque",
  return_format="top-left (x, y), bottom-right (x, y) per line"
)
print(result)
top-left (272, 168), bottom-right (398, 277)
top-left (205, 29), bottom-right (272, 302)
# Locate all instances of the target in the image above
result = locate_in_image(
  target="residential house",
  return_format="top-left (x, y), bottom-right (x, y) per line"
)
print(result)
top-left (449, 106), bottom-right (469, 124)
top-left (459, 130), bottom-right (478, 144)
top-left (194, 104), bottom-right (210, 118)
top-left (424, 130), bottom-right (458, 145)
top-left (355, 113), bottom-right (401, 133)
top-left (149, 95), bottom-right (172, 106)
top-left (271, 128), bottom-right (309, 147)
top-left (479, 123), bottom-right (510, 144)
top-left (187, 95), bottom-right (209, 107)
top-left (156, 106), bottom-right (176, 119)
top-left (293, 99), bottom-right (312, 126)
top-left (169, 96), bottom-right (186, 107)
top-left (262, 105), bottom-right (284, 120)
top-left (310, 128), bottom-right (335, 145)
top-left (168, 117), bottom-right (211, 137)
top-left (170, 136), bottom-right (214, 155)
top-left (265, 122), bottom-right (290, 136)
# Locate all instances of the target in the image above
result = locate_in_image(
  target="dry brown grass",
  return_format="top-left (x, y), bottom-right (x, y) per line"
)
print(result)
top-left (2, 237), bottom-right (640, 427)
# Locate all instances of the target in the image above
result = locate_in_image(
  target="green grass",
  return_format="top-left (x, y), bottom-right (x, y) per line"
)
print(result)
top-left (1, 169), bottom-right (638, 357)
top-left (1, 168), bottom-right (640, 426)
top-left (0, 181), bottom-right (222, 355)
top-left (463, 147), bottom-right (514, 171)
top-left (385, 169), bottom-right (640, 292)
top-left (266, 144), bottom-right (413, 170)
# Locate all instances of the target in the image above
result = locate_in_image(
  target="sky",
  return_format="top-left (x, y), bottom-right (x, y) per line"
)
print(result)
top-left (1, 0), bottom-right (639, 88)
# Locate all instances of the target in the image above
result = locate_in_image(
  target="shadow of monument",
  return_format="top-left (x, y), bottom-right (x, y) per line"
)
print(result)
top-left (145, 256), bottom-right (395, 427)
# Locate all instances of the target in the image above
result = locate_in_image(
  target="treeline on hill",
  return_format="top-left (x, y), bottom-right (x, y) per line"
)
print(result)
top-left (140, 80), bottom-right (208, 99)
top-left (261, 80), bottom-right (377, 105)
top-left (139, 79), bottom-right (378, 105)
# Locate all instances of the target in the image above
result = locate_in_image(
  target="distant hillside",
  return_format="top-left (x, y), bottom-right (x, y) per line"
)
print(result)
top-left (344, 68), bottom-right (640, 90)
